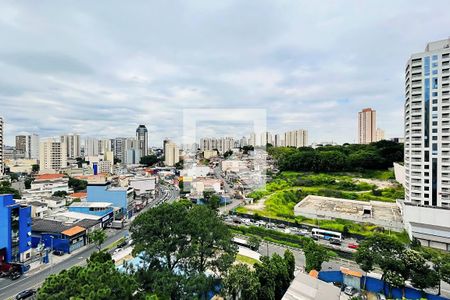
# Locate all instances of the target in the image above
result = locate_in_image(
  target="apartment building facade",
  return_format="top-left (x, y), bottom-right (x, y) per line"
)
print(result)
top-left (358, 108), bottom-right (377, 144)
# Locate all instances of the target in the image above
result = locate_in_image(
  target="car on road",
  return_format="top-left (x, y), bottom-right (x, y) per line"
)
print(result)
top-left (348, 243), bottom-right (359, 249)
top-left (10, 272), bottom-right (21, 280)
top-left (52, 250), bottom-right (65, 256)
top-left (329, 238), bottom-right (342, 245)
top-left (113, 248), bottom-right (123, 255)
top-left (276, 223), bottom-right (286, 229)
top-left (117, 241), bottom-right (128, 248)
top-left (344, 286), bottom-right (357, 296)
top-left (297, 229), bottom-right (309, 236)
top-left (15, 289), bottom-right (36, 300)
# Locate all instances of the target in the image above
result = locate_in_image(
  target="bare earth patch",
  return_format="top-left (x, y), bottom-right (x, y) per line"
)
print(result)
top-left (355, 178), bottom-right (397, 189)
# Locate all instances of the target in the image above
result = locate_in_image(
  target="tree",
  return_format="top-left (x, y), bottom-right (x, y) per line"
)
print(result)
top-left (52, 190), bottom-right (68, 197)
top-left (284, 250), bottom-right (296, 281)
top-left (248, 236), bottom-right (261, 251)
top-left (130, 202), bottom-right (237, 298)
top-left (140, 155), bottom-right (159, 167)
top-left (24, 178), bottom-right (33, 189)
top-left (32, 164), bottom-right (40, 173)
top-left (354, 243), bottom-right (374, 289)
top-left (303, 239), bottom-right (330, 273)
top-left (37, 252), bottom-right (137, 300)
top-left (9, 173), bottom-right (19, 181)
top-left (89, 229), bottom-right (107, 251)
top-left (222, 264), bottom-right (260, 300)
top-left (223, 150), bottom-right (233, 159)
top-left (68, 177), bottom-right (88, 192)
top-left (254, 253), bottom-right (293, 300)
top-left (0, 181), bottom-right (21, 199)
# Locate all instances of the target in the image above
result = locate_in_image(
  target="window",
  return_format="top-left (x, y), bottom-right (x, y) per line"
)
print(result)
top-left (433, 92), bottom-right (438, 97)
top-left (433, 78), bottom-right (439, 89)
top-left (424, 57), bottom-right (430, 76)
top-left (433, 121), bottom-right (438, 126)
top-left (433, 106), bottom-right (438, 111)
top-left (432, 136), bottom-right (438, 140)
top-left (432, 62), bottom-right (438, 68)
top-left (433, 128), bottom-right (438, 133)
top-left (433, 55), bottom-right (438, 61)
top-left (433, 69), bottom-right (438, 75)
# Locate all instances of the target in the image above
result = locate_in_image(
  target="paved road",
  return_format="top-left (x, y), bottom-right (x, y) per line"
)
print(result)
top-left (0, 229), bottom-right (127, 300)
top-left (0, 183), bottom-right (178, 300)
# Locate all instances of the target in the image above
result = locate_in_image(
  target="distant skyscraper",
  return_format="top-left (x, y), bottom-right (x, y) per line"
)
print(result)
top-left (84, 137), bottom-right (99, 157)
top-left (284, 129), bottom-right (308, 148)
top-left (358, 108), bottom-right (377, 144)
top-left (60, 134), bottom-right (80, 159)
top-left (376, 128), bottom-right (385, 141)
top-left (164, 141), bottom-right (180, 166)
top-left (249, 133), bottom-right (256, 146)
top-left (16, 134), bottom-right (39, 159)
top-left (112, 137), bottom-right (127, 163)
top-left (39, 138), bottom-right (67, 172)
top-left (0, 117), bottom-right (3, 175)
top-left (15, 135), bottom-right (27, 153)
top-left (136, 125), bottom-right (148, 156)
top-left (99, 139), bottom-right (112, 154)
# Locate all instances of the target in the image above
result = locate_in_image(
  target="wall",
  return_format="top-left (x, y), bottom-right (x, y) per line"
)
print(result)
top-left (87, 184), bottom-right (128, 217)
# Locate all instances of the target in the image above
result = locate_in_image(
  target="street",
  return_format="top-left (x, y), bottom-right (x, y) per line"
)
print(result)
top-left (0, 183), bottom-right (179, 300)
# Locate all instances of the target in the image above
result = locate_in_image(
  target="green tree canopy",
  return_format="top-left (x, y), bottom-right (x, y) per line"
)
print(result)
top-left (37, 252), bottom-right (137, 300)
top-left (303, 239), bottom-right (330, 273)
top-left (89, 229), bottom-right (107, 251)
top-left (140, 155), bottom-right (160, 167)
top-left (222, 264), bottom-right (260, 300)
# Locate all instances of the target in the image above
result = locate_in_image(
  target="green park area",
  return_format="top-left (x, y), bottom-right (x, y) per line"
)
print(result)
top-left (237, 171), bottom-right (407, 239)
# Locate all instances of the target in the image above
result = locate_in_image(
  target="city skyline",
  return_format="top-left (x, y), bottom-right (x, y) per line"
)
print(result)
top-left (2, 2), bottom-right (450, 145)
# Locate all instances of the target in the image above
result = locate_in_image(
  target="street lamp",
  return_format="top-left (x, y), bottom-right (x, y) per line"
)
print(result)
top-left (50, 236), bottom-right (54, 273)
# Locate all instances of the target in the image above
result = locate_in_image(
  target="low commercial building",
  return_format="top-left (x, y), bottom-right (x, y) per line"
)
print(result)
top-left (24, 174), bottom-right (71, 198)
top-left (87, 182), bottom-right (135, 219)
top-left (400, 201), bottom-right (450, 251)
top-left (129, 176), bottom-right (157, 196)
top-left (0, 194), bottom-right (32, 264)
top-left (221, 160), bottom-right (248, 173)
top-left (68, 192), bottom-right (87, 202)
top-left (4, 159), bottom-right (38, 174)
top-left (294, 195), bottom-right (403, 231)
top-left (31, 219), bottom-right (87, 254)
top-left (282, 271), bottom-right (340, 300)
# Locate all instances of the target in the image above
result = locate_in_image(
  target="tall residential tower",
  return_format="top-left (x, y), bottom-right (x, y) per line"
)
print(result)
top-left (403, 38), bottom-right (450, 250)
top-left (358, 108), bottom-right (377, 144)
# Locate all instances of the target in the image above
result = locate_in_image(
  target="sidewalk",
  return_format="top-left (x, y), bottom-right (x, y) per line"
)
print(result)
top-left (25, 244), bottom-right (95, 277)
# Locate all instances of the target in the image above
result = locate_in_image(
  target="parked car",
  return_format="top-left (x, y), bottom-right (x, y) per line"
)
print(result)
top-left (297, 229), bottom-right (309, 236)
top-left (376, 294), bottom-right (387, 300)
top-left (113, 248), bottom-right (123, 255)
top-left (15, 289), bottom-right (36, 300)
top-left (343, 286), bottom-right (357, 296)
top-left (52, 250), bottom-right (65, 256)
top-left (277, 223), bottom-right (286, 229)
top-left (10, 272), bottom-right (21, 280)
top-left (348, 243), bottom-right (359, 249)
top-left (117, 241), bottom-right (128, 248)
top-left (329, 238), bottom-right (342, 245)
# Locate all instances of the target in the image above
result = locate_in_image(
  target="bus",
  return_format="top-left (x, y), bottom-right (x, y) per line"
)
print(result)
top-left (311, 228), bottom-right (342, 241)
top-left (232, 237), bottom-right (258, 250)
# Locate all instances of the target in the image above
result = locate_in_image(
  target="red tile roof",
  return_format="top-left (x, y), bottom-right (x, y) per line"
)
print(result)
top-left (69, 192), bottom-right (87, 198)
top-left (36, 174), bottom-right (65, 180)
top-left (61, 226), bottom-right (86, 237)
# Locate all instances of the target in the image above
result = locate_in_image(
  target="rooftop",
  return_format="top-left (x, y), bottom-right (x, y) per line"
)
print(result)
top-left (61, 226), bottom-right (86, 237)
top-left (36, 174), bottom-right (66, 181)
top-left (69, 192), bottom-right (87, 198)
top-left (69, 202), bottom-right (112, 208)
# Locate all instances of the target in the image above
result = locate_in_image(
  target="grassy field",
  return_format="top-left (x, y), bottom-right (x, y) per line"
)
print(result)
top-left (239, 171), bottom-right (406, 239)
top-left (235, 254), bottom-right (260, 265)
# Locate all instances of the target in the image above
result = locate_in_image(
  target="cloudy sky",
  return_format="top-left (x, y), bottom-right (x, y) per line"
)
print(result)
top-left (1, 1), bottom-right (450, 146)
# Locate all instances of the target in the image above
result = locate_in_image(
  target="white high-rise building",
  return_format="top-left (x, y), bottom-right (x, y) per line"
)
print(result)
top-left (60, 134), bottom-right (80, 159)
top-left (164, 141), bottom-right (180, 167)
top-left (402, 38), bottom-right (450, 250)
top-left (358, 108), bottom-right (377, 144)
top-left (99, 139), bottom-right (112, 154)
top-left (248, 133), bottom-right (256, 147)
top-left (39, 138), bottom-right (67, 173)
top-left (376, 128), bottom-right (385, 142)
top-left (84, 137), bottom-right (99, 157)
top-left (28, 134), bottom-right (39, 159)
top-left (0, 117), bottom-right (3, 175)
top-left (113, 137), bottom-right (126, 163)
top-left (284, 129), bottom-right (308, 148)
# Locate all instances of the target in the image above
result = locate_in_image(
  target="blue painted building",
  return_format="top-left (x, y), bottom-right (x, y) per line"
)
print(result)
top-left (87, 182), bottom-right (134, 219)
top-left (68, 202), bottom-right (114, 217)
top-left (0, 194), bottom-right (32, 264)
